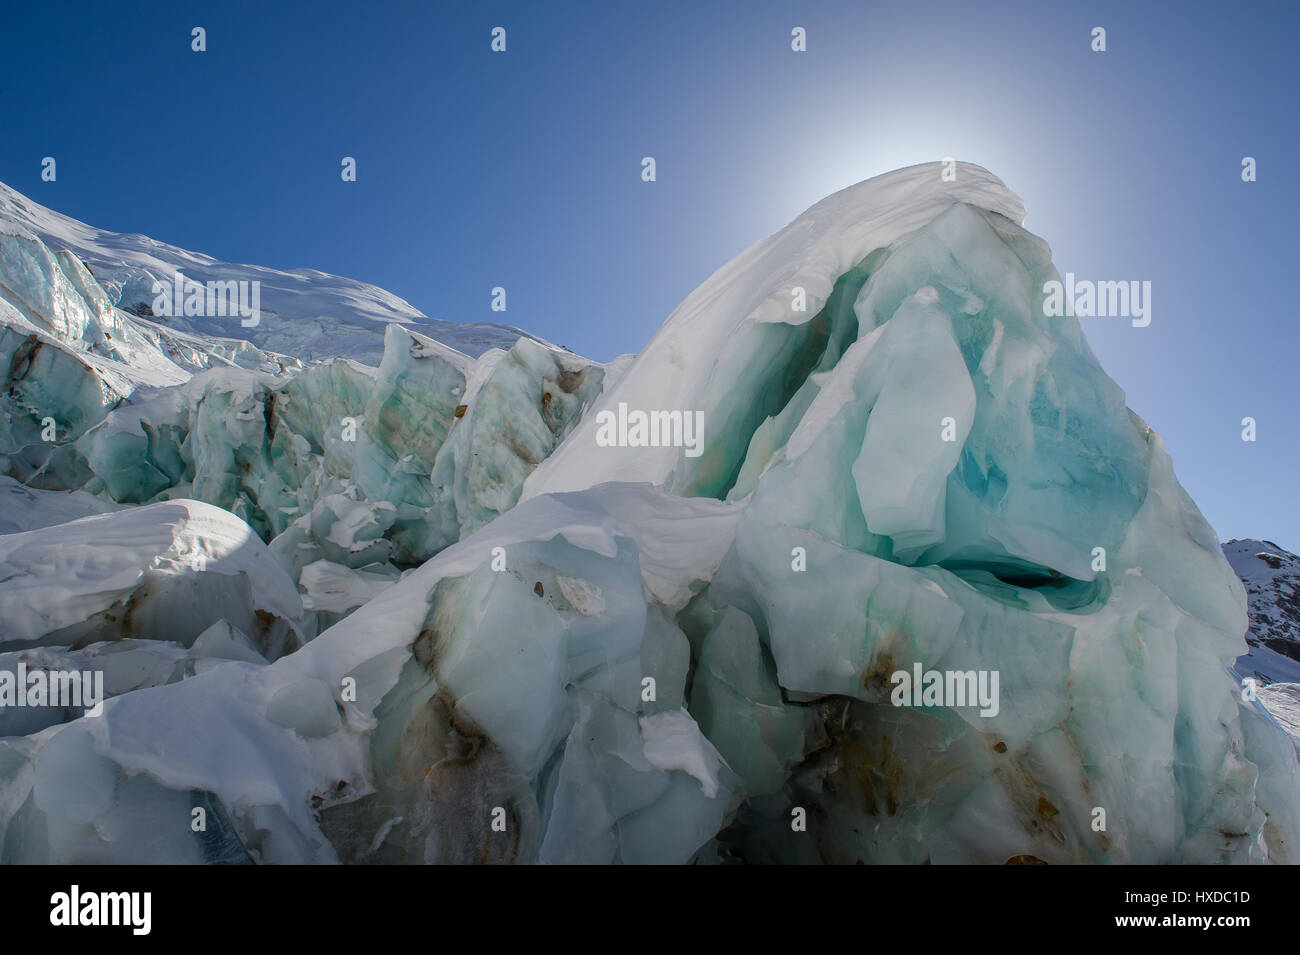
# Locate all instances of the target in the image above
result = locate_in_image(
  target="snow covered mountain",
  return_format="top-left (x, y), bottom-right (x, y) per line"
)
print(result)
top-left (2, 163), bottom-right (1299, 865)
top-left (0, 179), bottom-right (550, 364)
top-left (1227, 539), bottom-right (1300, 685)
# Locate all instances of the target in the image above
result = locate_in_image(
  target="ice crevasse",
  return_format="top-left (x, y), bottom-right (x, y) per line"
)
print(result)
top-left (2, 161), bottom-right (1297, 865)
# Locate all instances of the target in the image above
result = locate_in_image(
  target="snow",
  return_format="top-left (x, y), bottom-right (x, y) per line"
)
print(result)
top-left (0, 474), bottom-right (123, 533)
top-left (298, 560), bottom-right (398, 615)
top-left (639, 708), bottom-right (728, 799)
top-left (554, 575), bottom-right (606, 617)
top-left (1224, 539), bottom-right (1300, 685)
top-left (0, 499), bottom-right (303, 651)
top-left (2, 161), bottom-right (1299, 866)
top-left (1258, 683), bottom-right (1300, 761)
top-left (0, 179), bottom-right (554, 364)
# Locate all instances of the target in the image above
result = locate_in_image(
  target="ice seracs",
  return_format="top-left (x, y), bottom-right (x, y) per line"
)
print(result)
top-left (1, 162), bottom-right (1297, 865)
top-left (0, 178), bottom-right (554, 364)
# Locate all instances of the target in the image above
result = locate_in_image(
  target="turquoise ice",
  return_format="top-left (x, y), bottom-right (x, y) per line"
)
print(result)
top-left (1, 163), bottom-right (1296, 865)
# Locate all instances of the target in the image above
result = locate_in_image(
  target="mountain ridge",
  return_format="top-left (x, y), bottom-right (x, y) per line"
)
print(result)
top-left (1225, 537), bottom-right (1300, 685)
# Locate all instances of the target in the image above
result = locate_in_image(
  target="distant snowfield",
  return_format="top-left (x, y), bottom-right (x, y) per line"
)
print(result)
top-left (0, 179), bottom-right (552, 364)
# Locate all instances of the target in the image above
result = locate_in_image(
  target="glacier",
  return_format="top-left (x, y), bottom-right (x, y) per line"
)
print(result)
top-left (1, 162), bottom-right (1298, 865)
top-left (0, 179), bottom-right (555, 364)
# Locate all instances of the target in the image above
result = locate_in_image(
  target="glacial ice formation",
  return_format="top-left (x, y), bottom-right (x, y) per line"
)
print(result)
top-left (0, 180), bottom-right (554, 364)
top-left (1, 162), bottom-right (1298, 865)
top-left (0, 233), bottom-right (608, 637)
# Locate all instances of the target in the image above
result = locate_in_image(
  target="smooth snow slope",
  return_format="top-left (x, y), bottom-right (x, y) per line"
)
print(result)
top-left (0, 180), bottom-right (550, 364)
top-left (0, 499), bottom-right (303, 658)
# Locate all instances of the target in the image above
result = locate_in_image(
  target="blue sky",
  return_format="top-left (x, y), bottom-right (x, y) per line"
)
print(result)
top-left (1, 0), bottom-right (1296, 549)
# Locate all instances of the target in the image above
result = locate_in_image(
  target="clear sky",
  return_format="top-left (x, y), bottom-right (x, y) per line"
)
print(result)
top-left (1, 0), bottom-right (1296, 550)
